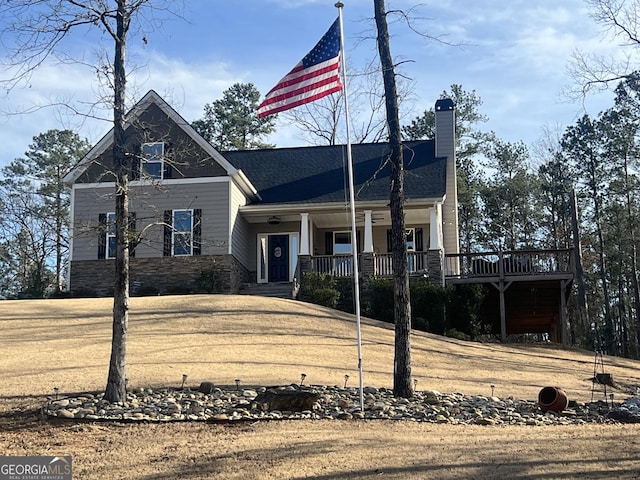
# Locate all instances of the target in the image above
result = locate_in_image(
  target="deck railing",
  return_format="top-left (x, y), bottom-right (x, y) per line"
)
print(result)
top-left (309, 249), bottom-right (573, 280)
top-left (444, 249), bottom-right (574, 279)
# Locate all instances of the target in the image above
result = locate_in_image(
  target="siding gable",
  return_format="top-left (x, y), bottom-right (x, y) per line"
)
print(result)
top-left (75, 102), bottom-right (228, 183)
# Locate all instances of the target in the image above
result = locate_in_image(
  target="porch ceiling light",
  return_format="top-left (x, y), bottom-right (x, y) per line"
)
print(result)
top-left (268, 216), bottom-right (281, 225)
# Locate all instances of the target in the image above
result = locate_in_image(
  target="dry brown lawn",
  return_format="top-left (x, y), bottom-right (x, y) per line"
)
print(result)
top-left (1, 295), bottom-right (640, 479)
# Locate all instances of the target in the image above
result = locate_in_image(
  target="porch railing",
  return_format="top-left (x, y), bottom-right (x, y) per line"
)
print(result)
top-left (373, 252), bottom-right (428, 276)
top-left (444, 249), bottom-right (574, 279)
top-left (313, 254), bottom-right (355, 277)
top-left (312, 252), bottom-right (430, 277)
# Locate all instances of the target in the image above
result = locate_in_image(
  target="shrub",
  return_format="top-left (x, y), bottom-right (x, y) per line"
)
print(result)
top-left (410, 280), bottom-right (452, 334)
top-left (412, 316), bottom-right (429, 331)
top-left (363, 277), bottom-right (394, 323)
top-left (133, 284), bottom-right (160, 297)
top-left (309, 287), bottom-right (340, 308)
top-left (448, 284), bottom-right (490, 339)
top-left (300, 272), bottom-right (339, 308)
top-left (197, 267), bottom-right (224, 294)
top-left (335, 277), bottom-right (355, 313)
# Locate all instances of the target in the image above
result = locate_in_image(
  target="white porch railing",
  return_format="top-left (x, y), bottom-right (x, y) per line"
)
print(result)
top-left (374, 252), bottom-right (428, 276)
top-left (312, 254), bottom-right (355, 277)
top-left (311, 252), bottom-right (430, 277)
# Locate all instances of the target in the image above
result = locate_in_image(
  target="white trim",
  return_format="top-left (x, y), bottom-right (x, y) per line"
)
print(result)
top-left (289, 233), bottom-right (299, 281)
top-left (71, 175), bottom-right (232, 190)
top-left (257, 234), bottom-right (268, 284)
top-left (172, 208), bottom-right (194, 257)
top-left (141, 142), bottom-right (165, 180)
top-left (232, 169), bottom-right (260, 200)
top-left (299, 213), bottom-right (310, 255)
top-left (363, 210), bottom-right (373, 253)
top-left (256, 232), bottom-right (299, 283)
top-left (238, 196), bottom-right (445, 217)
top-left (228, 181), bottom-right (233, 255)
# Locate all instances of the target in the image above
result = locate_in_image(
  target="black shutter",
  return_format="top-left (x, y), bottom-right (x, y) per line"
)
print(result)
top-left (386, 229), bottom-right (392, 252)
top-left (98, 213), bottom-right (107, 259)
top-left (193, 209), bottom-right (202, 256)
top-left (325, 231), bottom-right (333, 255)
top-left (356, 229), bottom-right (362, 253)
top-left (163, 210), bottom-right (172, 257)
top-left (131, 146), bottom-right (141, 180)
top-left (163, 142), bottom-right (173, 179)
top-left (416, 227), bottom-right (424, 251)
top-left (129, 212), bottom-right (137, 258)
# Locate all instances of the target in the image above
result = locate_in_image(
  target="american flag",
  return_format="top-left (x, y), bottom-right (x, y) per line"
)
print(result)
top-left (258, 18), bottom-right (342, 118)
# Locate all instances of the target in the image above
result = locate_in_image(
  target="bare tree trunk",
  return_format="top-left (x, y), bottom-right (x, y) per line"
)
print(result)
top-left (55, 168), bottom-right (63, 294)
top-left (104, 0), bottom-right (130, 403)
top-left (571, 189), bottom-right (589, 344)
top-left (373, 0), bottom-right (413, 398)
top-left (622, 153), bottom-right (640, 357)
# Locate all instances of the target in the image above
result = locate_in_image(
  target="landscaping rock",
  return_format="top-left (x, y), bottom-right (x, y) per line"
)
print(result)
top-left (43, 385), bottom-right (636, 425)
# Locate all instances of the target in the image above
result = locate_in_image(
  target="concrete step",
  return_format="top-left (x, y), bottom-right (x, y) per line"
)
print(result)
top-left (239, 282), bottom-right (294, 299)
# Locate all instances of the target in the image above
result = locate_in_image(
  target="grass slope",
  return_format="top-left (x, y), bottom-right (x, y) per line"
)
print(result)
top-left (3, 295), bottom-right (640, 479)
top-left (2, 295), bottom-right (638, 402)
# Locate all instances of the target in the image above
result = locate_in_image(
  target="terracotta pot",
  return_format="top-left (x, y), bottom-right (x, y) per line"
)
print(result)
top-left (538, 386), bottom-right (569, 412)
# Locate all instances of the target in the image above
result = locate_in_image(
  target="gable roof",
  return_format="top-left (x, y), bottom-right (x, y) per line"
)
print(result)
top-left (62, 90), bottom-right (245, 187)
top-left (223, 141), bottom-right (446, 205)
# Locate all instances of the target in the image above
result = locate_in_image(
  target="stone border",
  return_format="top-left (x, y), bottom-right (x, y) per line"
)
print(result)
top-left (43, 384), bottom-right (640, 425)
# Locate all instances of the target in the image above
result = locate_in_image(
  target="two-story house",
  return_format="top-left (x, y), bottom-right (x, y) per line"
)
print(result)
top-left (63, 90), bottom-right (458, 296)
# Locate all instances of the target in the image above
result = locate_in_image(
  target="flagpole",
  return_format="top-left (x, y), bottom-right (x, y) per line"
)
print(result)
top-left (335, 1), bottom-right (364, 413)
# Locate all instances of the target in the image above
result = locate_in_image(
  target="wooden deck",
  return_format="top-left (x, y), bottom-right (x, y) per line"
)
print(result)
top-left (444, 250), bottom-right (575, 343)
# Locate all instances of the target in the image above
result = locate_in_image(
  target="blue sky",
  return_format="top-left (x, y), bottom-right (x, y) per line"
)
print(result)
top-left (0, 0), bottom-right (622, 169)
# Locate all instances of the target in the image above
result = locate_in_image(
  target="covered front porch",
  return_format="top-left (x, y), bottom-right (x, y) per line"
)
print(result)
top-left (238, 199), bottom-right (445, 284)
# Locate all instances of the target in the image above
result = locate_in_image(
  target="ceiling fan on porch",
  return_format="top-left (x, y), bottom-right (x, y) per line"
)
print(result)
top-left (354, 212), bottom-right (386, 225)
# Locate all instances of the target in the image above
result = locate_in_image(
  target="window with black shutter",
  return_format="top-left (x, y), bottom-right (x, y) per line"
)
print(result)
top-left (98, 213), bottom-right (107, 259)
top-left (193, 209), bottom-right (202, 255)
top-left (325, 231), bottom-right (333, 255)
top-left (129, 212), bottom-right (137, 257)
top-left (163, 210), bottom-right (172, 256)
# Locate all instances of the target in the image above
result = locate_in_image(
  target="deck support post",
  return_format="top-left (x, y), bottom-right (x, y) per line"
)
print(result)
top-left (560, 279), bottom-right (569, 346)
top-left (491, 280), bottom-right (513, 342)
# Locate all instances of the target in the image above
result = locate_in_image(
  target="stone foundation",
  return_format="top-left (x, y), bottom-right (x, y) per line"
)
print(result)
top-left (69, 255), bottom-right (250, 297)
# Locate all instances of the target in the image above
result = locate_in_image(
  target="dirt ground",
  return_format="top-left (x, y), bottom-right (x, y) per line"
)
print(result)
top-left (2, 295), bottom-right (640, 479)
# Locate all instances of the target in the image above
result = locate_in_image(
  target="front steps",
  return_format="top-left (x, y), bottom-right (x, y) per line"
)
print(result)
top-left (239, 282), bottom-right (294, 299)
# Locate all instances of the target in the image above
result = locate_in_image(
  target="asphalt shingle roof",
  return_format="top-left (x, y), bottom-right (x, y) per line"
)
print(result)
top-left (223, 141), bottom-right (446, 205)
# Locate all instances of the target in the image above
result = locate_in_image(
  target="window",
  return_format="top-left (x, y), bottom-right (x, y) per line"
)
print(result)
top-left (333, 231), bottom-right (352, 254)
top-left (173, 210), bottom-right (193, 256)
top-left (163, 209), bottom-right (202, 257)
top-left (333, 231), bottom-right (353, 275)
top-left (141, 142), bottom-right (164, 179)
top-left (98, 212), bottom-right (137, 260)
top-left (106, 212), bottom-right (117, 259)
top-left (406, 228), bottom-right (415, 251)
top-left (406, 228), bottom-right (415, 272)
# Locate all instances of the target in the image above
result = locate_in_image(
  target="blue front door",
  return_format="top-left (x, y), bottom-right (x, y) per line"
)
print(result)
top-left (268, 235), bottom-right (289, 282)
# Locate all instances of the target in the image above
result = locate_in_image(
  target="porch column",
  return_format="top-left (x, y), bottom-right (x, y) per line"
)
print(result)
top-left (299, 213), bottom-right (310, 255)
top-left (428, 203), bottom-right (445, 281)
top-left (363, 210), bottom-right (374, 253)
top-left (430, 203), bottom-right (443, 250)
